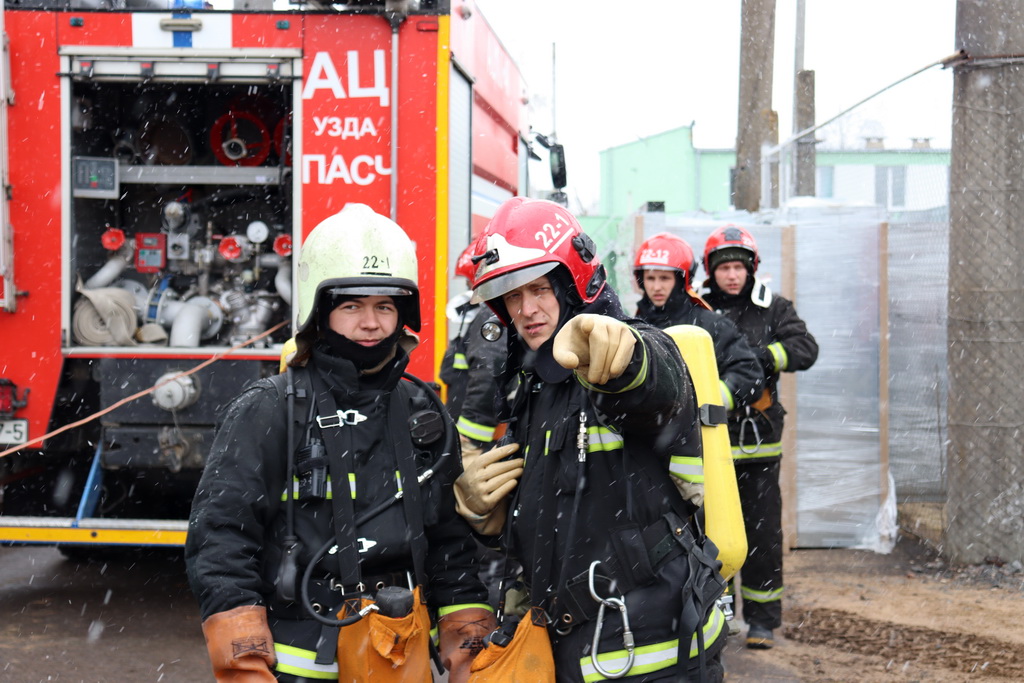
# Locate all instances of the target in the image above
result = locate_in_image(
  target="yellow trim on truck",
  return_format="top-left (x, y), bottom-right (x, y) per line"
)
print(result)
top-left (0, 517), bottom-right (188, 546)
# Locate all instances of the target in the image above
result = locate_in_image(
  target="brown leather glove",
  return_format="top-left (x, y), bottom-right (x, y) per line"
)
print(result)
top-left (439, 607), bottom-right (498, 683)
top-left (552, 314), bottom-right (637, 385)
top-left (201, 605), bottom-right (277, 682)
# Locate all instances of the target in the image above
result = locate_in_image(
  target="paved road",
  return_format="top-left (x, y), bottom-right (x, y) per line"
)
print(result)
top-left (0, 545), bottom-right (796, 682)
top-left (0, 545), bottom-right (209, 682)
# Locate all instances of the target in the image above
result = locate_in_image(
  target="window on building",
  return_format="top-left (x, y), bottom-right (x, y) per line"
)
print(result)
top-left (875, 166), bottom-right (908, 208)
top-left (891, 166), bottom-right (907, 207)
top-left (875, 167), bottom-right (888, 206)
top-left (818, 166), bottom-right (834, 198)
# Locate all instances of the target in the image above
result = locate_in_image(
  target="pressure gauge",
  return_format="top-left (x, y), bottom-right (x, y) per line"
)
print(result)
top-left (246, 220), bottom-right (270, 244)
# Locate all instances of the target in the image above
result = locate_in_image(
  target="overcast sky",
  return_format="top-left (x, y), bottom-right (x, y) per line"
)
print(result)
top-left (474, 0), bottom-right (957, 212)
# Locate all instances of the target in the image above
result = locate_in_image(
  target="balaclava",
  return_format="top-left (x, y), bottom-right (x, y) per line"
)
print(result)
top-left (318, 293), bottom-right (404, 371)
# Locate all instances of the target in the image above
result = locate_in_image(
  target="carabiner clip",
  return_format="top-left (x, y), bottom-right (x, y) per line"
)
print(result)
top-left (587, 561), bottom-right (635, 679)
top-left (738, 408), bottom-right (762, 455)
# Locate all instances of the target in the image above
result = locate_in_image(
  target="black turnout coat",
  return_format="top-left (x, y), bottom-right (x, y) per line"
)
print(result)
top-left (489, 289), bottom-right (726, 682)
top-left (185, 343), bottom-right (488, 649)
top-left (703, 277), bottom-right (819, 461)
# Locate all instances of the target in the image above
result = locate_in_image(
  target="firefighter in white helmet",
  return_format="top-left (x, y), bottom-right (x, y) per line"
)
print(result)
top-left (186, 204), bottom-right (495, 682)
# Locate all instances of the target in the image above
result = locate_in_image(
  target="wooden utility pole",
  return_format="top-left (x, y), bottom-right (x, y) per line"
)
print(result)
top-left (734, 0), bottom-right (776, 211)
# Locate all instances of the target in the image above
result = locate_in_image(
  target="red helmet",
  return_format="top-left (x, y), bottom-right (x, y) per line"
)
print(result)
top-left (703, 225), bottom-right (760, 275)
top-left (472, 197), bottom-right (604, 317)
top-left (634, 232), bottom-right (697, 290)
top-left (454, 238), bottom-right (480, 284)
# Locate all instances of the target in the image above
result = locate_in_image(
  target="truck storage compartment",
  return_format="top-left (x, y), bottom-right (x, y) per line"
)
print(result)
top-left (68, 62), bottom-right (295, 351)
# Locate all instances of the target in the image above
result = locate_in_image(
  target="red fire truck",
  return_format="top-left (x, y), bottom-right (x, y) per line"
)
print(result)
top-left (0, 0), bottom-right (529, 550)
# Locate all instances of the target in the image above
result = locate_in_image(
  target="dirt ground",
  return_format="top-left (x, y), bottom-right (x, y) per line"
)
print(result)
top-left (723, 535), bottom-right (1024, 682)
top-left (2, 535), bottom-right (1022, 681)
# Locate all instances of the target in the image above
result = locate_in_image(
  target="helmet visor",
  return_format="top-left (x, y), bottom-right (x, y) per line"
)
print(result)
top-left (472, 262), bottom-right (558, 304)
top-left (635, 264), bottom-right (683, 273)
top-left (326, 284), bottom-right (415, 297)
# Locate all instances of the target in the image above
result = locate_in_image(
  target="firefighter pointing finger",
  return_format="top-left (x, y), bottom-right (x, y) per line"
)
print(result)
top-left (185, 204), bottom-right (495, 682)
top-left (454, 197), bottom-right (728, 682)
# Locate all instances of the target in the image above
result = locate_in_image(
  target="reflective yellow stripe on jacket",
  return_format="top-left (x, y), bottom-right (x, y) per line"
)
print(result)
top-left (586, 425), bottom-right (624, 452)
top-left (280, 472), bottom-right (403, 501)
top-left (669, 455), bottom-right (704, 484)
top-left (275, 643), bottom-right (338, 680)
top-left (767, 342), bottom-right (787, 372)
top-left (456, 416), bottom-right (496, 442)
top-left (731, 441), bottom-right (782, 460)
top-left (578, 605), bottom-right (725, 682)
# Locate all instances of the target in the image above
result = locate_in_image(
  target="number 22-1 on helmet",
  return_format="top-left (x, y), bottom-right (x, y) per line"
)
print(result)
top-left (471, 197), bottom-right (604, 323)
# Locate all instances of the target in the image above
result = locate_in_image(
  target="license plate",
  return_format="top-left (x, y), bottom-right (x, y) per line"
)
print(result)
top-left (0, 419), bottom-right (28, 444)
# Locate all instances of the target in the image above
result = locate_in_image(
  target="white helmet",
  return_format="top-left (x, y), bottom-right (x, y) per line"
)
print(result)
top-left (295, 204), bottom-right (420, 334)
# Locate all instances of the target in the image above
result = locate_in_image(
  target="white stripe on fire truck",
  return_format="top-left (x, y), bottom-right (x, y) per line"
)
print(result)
top-left (131, 12), bottom-right (234, 50)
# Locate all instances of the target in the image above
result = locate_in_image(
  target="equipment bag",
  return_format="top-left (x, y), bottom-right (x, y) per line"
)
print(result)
top-left (468, 607), bottom-right (555, 682)
top-left (335, 586), bottom-right (432, 683)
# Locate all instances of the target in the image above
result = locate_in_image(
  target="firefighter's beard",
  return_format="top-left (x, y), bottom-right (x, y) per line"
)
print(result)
top-left (322, 326), bottom-right (403, 371)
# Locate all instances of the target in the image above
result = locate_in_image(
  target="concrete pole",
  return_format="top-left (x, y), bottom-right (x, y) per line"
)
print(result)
top-left (946, 0), bottom-right (1024, 564)
top-left (734, 0), bottom-right (776, 212)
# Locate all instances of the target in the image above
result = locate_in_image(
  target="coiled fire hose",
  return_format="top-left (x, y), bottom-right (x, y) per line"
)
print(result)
top-left (71, 287), bottom-right (139, 346)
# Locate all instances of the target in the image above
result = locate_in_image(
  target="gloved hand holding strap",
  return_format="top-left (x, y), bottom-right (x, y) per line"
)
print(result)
top-left (454, 443), bottom-right (522, 535)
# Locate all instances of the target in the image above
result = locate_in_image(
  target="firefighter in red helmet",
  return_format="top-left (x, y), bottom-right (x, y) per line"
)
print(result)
top-left (633, 232), bottom-right (762, 413)
top-left (702, 224), bottom-right (819, 651)
top-left (455, 197), bottom-right (728, 682)
top-left (439, 236), bottom-right (505, 435)
top-left (438, 235), bottom-right (509, 606)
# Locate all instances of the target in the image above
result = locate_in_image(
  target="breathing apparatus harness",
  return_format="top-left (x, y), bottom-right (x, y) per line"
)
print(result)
top-left (510, 372), bottom-right (723, 680)
top-left (274, 365), bottom-right (454, 629)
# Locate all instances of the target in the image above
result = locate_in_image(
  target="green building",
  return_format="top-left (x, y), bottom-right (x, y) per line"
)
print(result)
top-left (596, 124), bottom-right (950, 220)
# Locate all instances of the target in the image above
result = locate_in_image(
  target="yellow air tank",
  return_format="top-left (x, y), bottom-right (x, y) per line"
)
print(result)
top-left (664, 324), bottom-right (747, 580)
top-left (279, 337), bottom-right (297, 373)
